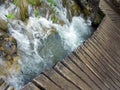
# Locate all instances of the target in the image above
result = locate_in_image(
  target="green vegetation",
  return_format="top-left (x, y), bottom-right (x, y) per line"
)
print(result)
top-left (47, 0), bottom-right (56, 6)
top-left (13, 0), bottom-right (19, 5)
top-left (39, 0), bottom-right (43, 3)
top-left (6, 14), bottom-right (14, 19)
top-left (34, 9), bottom-right (40, 18)
top-left (47, 0), bottom-right (59, 23)
top-left (12, 0), bottom-right (59, 21)
top-left (47, 0), bottom-right (58, 14)
top-left (29, 0), bottom-right (43, 6)
top-left (51, 15), bottom-right (58, 23)
top-left (29, 0), bottom-right (36, 5)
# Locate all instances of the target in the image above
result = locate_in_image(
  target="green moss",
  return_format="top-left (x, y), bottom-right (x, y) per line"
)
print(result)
top-left (29, 0), bottom-right (36, 5)
top-left (51, 15), bottom-right (58, 23)
top-left (34, 9), bottom-right (40, 18)
top-left (6, 14), bottom-right (14, 19)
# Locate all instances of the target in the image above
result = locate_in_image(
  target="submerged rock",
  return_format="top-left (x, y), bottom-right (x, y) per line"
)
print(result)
top-left (39, 32), bottom-right (67, 64)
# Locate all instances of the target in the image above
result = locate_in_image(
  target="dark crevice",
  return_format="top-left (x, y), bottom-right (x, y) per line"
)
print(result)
top-left (4, 85), bottom-right (9, 90)
top-left (32, 80), bottom-right (46, 90)
top-left (42, 72), bottom-right (63, 89)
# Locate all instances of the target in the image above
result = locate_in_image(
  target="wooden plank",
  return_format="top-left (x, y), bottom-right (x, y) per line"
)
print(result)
top-left (99, 33), bottom-right (120, 55)
top-left (44, 68), bottom-right (79, 90)
top-left (93, 34), bottom-right (120, 74)
top-left (99, 0), bottom-right (120, 29)
top-left (89, 37), bottom-right (120, 79)
top-left (93, 27), bottom-right (120, 69)
top-left (69, 52), bottom-right (109, 90)
top-left (94, 30), bottom-right (120, 67)
top-left (94, 29), bottom-right (120, 57)
top-left (33, 74), bottom-right (62, 90)
top-left (21, 82), bottom-right (40, 90)
top-left (78, 45), bottom-right (116, 90)
top-left (62, 57), bottom-right (101, 90)
top-left (94, 20), bottom-right (120, 65)
top-left (100, 17), bottom-right (120, 45)
top-left (105, 0), bottom-right (120, 14)
top-left (83, 39), bottom-right (115, 74)
top-left (83, 39), bottom-right (120, 89)
top-left (54, 62), bottom-right (92, 90)
top-left (75, 46), bottom-right (115, 89)
top-left (90, 38), bottom-right (120, 87)
top-left (91, 34), bottom-right (120, 75)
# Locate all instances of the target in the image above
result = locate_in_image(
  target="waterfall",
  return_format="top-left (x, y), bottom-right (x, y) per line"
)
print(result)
top-left (0, 0), bottom-right (92, 89)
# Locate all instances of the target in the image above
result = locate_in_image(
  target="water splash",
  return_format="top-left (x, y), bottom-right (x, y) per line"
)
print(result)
top-left (0, 1), bottom-right (92, 89)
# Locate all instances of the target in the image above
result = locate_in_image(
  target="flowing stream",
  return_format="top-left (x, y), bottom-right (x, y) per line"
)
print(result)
top-left (0, 0), bottom-right (93, 90)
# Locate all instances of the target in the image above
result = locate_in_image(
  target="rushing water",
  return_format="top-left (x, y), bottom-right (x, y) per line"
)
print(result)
top-left (0, 0), bottom-right (92, 90)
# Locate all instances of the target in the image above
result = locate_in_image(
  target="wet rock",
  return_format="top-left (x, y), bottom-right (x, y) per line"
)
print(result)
top-left (0, 18), bottom-right (8, 32)
top-left (62, 0), bottom-right (81, 21)
top-left (37, 2), bottom-right (50, 17)
top-left (0, 32), bottom-right (17, 60)
top-left (74, 0), bottom-right (104, 28)
top-left (0, 32), bottom-right (20, 77)
top-left (0, 0), bottom-right (5, 4)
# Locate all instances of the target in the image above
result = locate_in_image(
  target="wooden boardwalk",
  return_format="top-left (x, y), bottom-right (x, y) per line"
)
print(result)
top-left (1, 0), bottom-right (120, 90)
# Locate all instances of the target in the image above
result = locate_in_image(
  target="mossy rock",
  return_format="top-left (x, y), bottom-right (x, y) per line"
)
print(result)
top-left (13, 0), bottom-right (29, 21)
